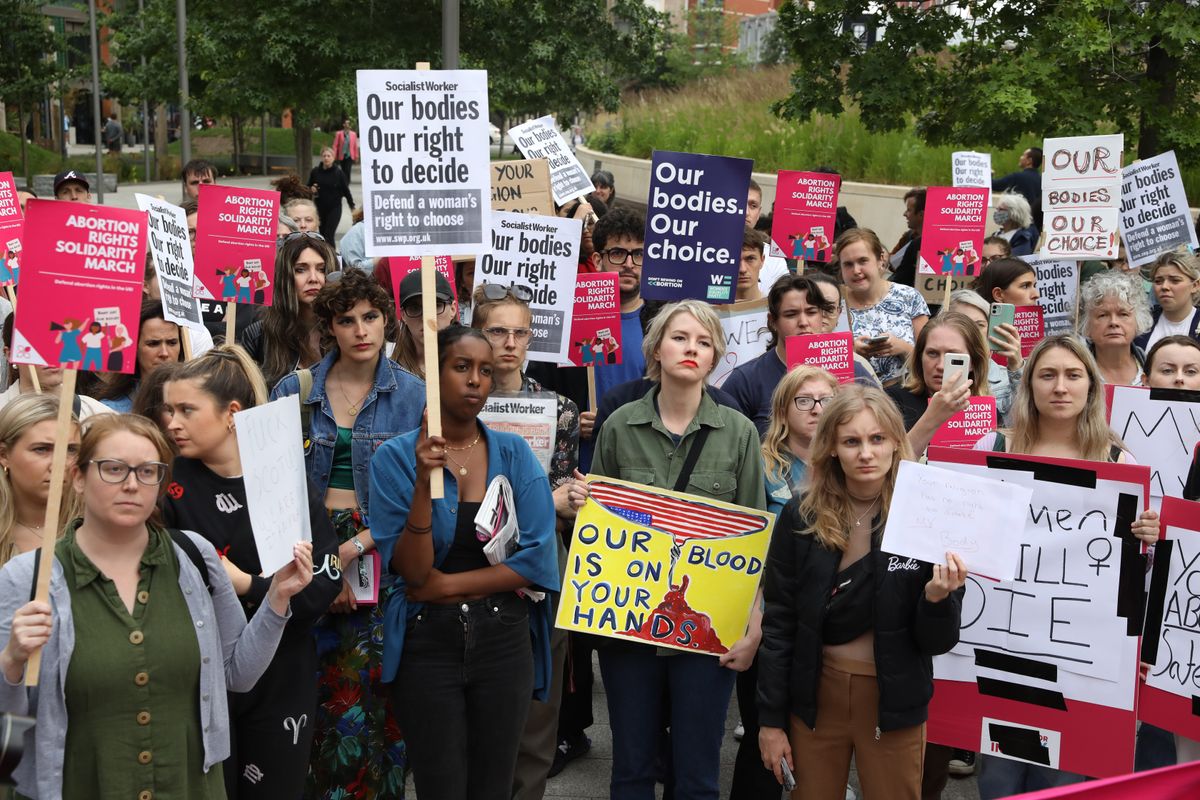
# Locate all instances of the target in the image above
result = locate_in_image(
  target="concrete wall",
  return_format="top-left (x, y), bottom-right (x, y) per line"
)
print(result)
top-left (577, 144), bottom-right (913, 248)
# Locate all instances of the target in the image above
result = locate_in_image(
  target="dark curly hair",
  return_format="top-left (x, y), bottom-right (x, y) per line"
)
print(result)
top-left (591, 206), bottom-right (645, 254)
top-left (313, 269), bottom-right (399, 351)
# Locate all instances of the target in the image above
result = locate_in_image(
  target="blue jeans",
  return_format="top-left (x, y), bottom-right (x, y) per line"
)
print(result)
top-left (599, 647), bottom-right (736, 800)
top-left (977, 754), bottom-right (1085, 799)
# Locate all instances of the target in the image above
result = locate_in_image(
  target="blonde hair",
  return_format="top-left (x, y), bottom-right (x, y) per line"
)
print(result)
top-left (0, 395), bottom-right (81, 566)
top-left (642, 300), bottom-right (726, 383)
top-left (1149, 249), bottom-right (1200, 304)
top-left (1005, 335), bottom-right (1122, 462)
top-left (798, 385), bottom-right (913, 551)
top-left (833, 227), bottom-right (887, 263)
top-left (901, 312), bottom-right (990, 397)
top-left (762, 366), bottom-right (838, 485)
top-left (284, 198), bottom-right (320, 226)
top-left (75, 414), bottom-right (175, 528)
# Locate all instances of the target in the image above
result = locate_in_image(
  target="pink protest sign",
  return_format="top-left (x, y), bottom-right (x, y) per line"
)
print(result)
top-left (785, 332), bottom-right (854, 383)
top-left (566, 273), bottom-right (621, 368)
top-left (10, 199), bottom-right (147, 374)
top-left (918, 187), bottom-right (988, 278)
top-left (929, 396), bottom-right (997, 449)
top-left (0, 172), bottom-right (23, 288)
top-left (992, 305), bottom-right (1044, 365)
top-left (771, 171), bottom-right (840, 262)
top-left (193, 184), bottom-right (279, 305)
top-left (384, 255), bottom-right (457, 311)
top-left (1006, 760), bottom-right (1200, 799)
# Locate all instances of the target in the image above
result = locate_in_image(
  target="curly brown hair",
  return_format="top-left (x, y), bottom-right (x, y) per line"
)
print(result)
top-left (313, 269), bottom-right (399, 351)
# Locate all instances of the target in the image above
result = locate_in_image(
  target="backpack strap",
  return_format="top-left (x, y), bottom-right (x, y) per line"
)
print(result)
top-left (298, 368), bottom-right (314, 444)
top-left (169, 529), bottom-right (213, 595)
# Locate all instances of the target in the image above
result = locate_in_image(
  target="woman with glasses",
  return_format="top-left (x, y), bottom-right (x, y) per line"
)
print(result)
top-left (391, 270), bottom-right (460, 378)
top-left (270, 269), bottom-right (424, 799)
top-left (0, 413), bottom-right (314, 800)
top-left (761, 366), bottom-right (839, 517)
top-left (159, 346), bottom-right (342, 799)
top-left (239, 232), bottom-right (332, 389)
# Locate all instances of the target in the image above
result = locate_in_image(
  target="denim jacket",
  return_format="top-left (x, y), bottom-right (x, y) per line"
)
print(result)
top-left (271, 350), bottom-right (425, 518)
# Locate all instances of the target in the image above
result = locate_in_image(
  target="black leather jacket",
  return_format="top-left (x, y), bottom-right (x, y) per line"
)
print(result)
top-left (757, 499), bottom-right (963, 733)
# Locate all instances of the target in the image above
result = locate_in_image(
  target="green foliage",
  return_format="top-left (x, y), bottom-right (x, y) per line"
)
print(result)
top-left (0, 0), bottom-right (74, 105)
top-left (773, 0), bottom-right (1200, 164)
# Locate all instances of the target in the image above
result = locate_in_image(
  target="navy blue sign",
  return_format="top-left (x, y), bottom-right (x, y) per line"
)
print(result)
top-left (640, 150), bottom-right (753, 303)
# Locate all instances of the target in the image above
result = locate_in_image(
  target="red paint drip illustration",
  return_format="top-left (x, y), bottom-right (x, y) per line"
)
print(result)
top-left (620, 575), bottom-right (727, 653)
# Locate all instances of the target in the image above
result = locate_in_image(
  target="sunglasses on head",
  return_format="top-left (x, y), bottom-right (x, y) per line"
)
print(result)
top-left (480, 283), bottom-right (534, 303)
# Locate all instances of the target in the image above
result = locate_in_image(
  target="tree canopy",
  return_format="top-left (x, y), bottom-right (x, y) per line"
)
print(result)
top-left (773, 0), bottom-right (1200, 164)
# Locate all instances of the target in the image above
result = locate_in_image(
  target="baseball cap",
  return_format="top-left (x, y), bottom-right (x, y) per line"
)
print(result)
top-left (53, 170), bottom-right (90, 193)
top-left (398, 270), bottom-right (453, 307)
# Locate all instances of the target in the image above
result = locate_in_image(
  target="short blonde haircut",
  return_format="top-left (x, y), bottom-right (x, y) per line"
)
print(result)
top-left (642, 300), bottom-right (727, 383)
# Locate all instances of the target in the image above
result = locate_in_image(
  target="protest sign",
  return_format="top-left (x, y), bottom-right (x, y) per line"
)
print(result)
top-left (385, 255), bottom-right (457, 311)
top-left (1118, 151), bottom-right (1198, 267)
top-left (929, 396), bottom-right (997, 450)
top-left (1041, 134), bottom-right (1123, 259)
top-left (992, 305), bottom-right (1044, 365)
top-left (193, 184), bottom-right (278, 306)
top-left (916, 272), bottom-right (974, 306)
top-left (0, 172), bottom-right (22, 289)
top-left (1019, 255), bottom-right (1079, 336)
top-left (508, 116), bottom-right (593, 205)
top-left (491, 159), bottom-right (554, 216)
top-left (477, 392), bottom-right (558, 474)
top-left (991, 761), bottom-right (1200, 800)
top-left (641, 150), bottom-right (753, 303)
top-left (784, 332), bottom-right (854, 383)
top-left (1105, 385), bottom-right (1200, 506)
top-left (709, 298), bottom-right (769, 388)
top-left (10, 199), bottom-right (147, 374)
top-left (135, 194), bottom-right (204, 333)
top-left (882, 460), bottom-right (1030, 581)
top-left (356, 69), bottom-right (490, 256)
top-left (235, 395), bottom-right (312, 575)
top-left (952, 151), bottom-right (992, 204)
top-left (566, 272), bottom-right (621, 368)
top-left (476, 211), bottom-right (579, 363)
top-left (770, 171), bottom-right (840, 262)
top-left (1139, 496), bottom-right (1200, 743)
top-left (925, 447), bottom-right (1150, 778)
top-left (556, 477), bottom-right (774, 656)
top-left (919, 187), bottom-right (988, 278)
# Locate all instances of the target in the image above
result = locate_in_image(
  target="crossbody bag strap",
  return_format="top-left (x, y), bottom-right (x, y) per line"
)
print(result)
top-left (672, 425), bottom-right (713, 493)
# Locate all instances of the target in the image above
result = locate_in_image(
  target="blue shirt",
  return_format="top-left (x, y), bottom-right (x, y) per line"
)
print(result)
top-left (593, 306), bottom-right (647, 407)
top-left (764, 451), bottom-right (807, 518)
top-left (370, 425), bottom-right (561, 699)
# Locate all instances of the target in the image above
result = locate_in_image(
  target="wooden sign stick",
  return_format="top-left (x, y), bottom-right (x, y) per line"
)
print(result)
top-left (225, 303), bottom-right (237, 347)
top-left (586, 366), bottom-right (597, 414)
top-left (942, 274), bottom-right (953, 309)
top-left (5, 285), bottom-right (40, 393)
top-left (24, 368), bottom-right (77, 686)
top-left (414, 60), bottom-right (445, 499)
top-left (180, 326), bottom-right (193, 360)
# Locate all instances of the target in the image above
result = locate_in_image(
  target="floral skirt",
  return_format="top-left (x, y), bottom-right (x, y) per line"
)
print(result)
top-left (306, 509), bottom-right (406, 799)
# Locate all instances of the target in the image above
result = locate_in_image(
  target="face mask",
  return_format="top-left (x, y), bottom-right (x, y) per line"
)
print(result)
top-left (993, 210), bottom-right (1011, 226)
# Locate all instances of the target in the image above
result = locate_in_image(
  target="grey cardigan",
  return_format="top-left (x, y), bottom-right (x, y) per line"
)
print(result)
top-left (0, 530), bottom-right (291, 800)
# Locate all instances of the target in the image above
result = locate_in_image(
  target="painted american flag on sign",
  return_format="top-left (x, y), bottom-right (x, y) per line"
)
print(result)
top-left (588, 480), bottom-right (769, 543)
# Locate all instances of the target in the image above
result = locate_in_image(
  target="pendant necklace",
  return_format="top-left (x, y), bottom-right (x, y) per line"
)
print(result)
top-left (444, 430), bottom-right (481, 477)
top-left (337, 376), bottom-right (372, 416)
top-left (850, 495), bottom-right (880, 527)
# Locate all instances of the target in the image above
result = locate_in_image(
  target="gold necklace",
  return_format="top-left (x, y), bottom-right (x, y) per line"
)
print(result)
top-left (445, 430), bottom-right (481, 452)
top-left (335, 374), bottom-right (372, 416)
top-left (443, 430), bottom-right (481, 477)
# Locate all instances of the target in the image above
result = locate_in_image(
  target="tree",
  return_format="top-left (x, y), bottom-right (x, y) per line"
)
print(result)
top-left (772, 0), bottom-right (1200, 164)
top-left (0, 0), bottom-right (73, 179)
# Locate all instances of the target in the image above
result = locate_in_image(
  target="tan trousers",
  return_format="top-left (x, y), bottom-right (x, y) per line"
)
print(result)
top-left (788, 653), bottom-right (925, 800)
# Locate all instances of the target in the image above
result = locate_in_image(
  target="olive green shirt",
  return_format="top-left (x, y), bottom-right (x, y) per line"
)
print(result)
top-left (58, 523), bottom-right (224, 800)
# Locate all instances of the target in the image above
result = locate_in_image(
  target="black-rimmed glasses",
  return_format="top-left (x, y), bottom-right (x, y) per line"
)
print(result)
top-left (600, 247), bottom-right (644, 266)
top-left (89, 459), bottom-right (169, 486)
top-left (793, 396), bottom-right (832, 412)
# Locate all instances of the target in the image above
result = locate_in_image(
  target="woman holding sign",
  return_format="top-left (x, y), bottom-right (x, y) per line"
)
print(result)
top-left (270, 269), bottom-right (424, 799)
top-left (159, 346), bottom-right (342, 800)
top-left (370, 325), bottom-right (559, 800)
top-left (568, 299), bottom-right (766, 800)
top-left (944, 290), bottom-right (1024, 424)
top-left (757, 385), bottom-right (967, 800)
top-left (0, 413), bottom-right (315, 800)
top-left (838, 229), bottom-right (930, 386)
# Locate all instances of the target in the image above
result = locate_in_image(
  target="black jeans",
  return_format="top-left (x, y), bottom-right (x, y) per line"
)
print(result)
top-left (393, 593), bottom-right (535, 800)
top-left (339, 157), bottom-right (354, 184)
top-left (729, 657), bottom-right (782, 800)
top-left (317, 202), bottom-right (343, 243)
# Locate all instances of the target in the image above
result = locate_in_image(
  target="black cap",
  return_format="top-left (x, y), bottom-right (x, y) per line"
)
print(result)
top-left (53, 170), bottom-right (90, 193)
top-left (398, 269), bottom-right (453, 306)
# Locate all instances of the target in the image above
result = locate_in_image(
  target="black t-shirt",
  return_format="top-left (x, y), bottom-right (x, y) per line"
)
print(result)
top-left (885, 384), bottom-right (928, 432)
top-left (441, 501), bottom-right (488, 574)
top-left (161, 456), bottom-right (341, 630)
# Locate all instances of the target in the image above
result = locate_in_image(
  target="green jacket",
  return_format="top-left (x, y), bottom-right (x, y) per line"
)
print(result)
top-left (591, 384), bottom-right (765, 512)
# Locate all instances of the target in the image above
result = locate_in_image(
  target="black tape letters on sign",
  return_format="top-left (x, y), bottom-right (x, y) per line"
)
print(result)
top-left (982, 456), bottom-right (1097, 489)
top-left (1141, 539), bottom-right (1173, 665)
top-left (974, 648), bottom-right (1058, 682)
top-left (988, 723), bottom-right (1052, 765)
top-left (977, 677), bottom-right (1068, 710)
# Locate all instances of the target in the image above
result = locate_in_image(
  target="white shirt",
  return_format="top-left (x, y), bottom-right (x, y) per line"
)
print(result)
top-left (181, 323), bottom-right (215, 357)
top-left (758, 253), bottom-right (790, 296)
top-left (1145, 313), bottom-right (1192, 351)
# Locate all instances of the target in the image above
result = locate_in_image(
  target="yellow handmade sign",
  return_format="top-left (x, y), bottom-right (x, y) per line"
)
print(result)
top-left (556, 477), bottom-right (774, 655)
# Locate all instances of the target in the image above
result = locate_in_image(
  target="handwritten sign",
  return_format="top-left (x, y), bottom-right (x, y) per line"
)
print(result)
top-left (491, 159), bottom-right (554, 216)
top-left (641, 150), bottom-right (752, 303)
top-left (476, 211), bottom-right (580, 364)
top-left (1105, 385), bottom-right (1200, 506)
top-left (0, 172), bottom-right (22, 288)
top-left (477, 393), bottom-right (558, 474)
top-left (1019, 255), bottom-right (1079, 337)
top-left (919, 187), bottom-right (988, 278)
top-left (929, 396), bottom-right (997, 450)
top-left (566, 272), bottom-right (621, 368)
top-left (1140, 496), bottom-right (1200, 742)
top-left (235, 395), bottom-right (312, 575)
top-left (356, 69), bottom-right (491, 256)
top-left (770, 171), bottom-right (839, 262)
top-left (926, 448), bottom-right (1149, 778)
top-left (1118, 151), bottom-right (1198, 267)
top-left (784, 332), bottom-right (854, 383)
top-left (1041, 134), bottom-right (1123, 259)
top-left (193, 184), bottom-right (278, 305)
top-left (10, 199), bottom-right (147, 374)
top-left (556, 477), bottom-right (774, 656)
top-left (709, 298), bottom-right (769, 388)
top-left (508, 116), bottom-right (594, 205)
top-left (135, 194), bottom-right (204, 330)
